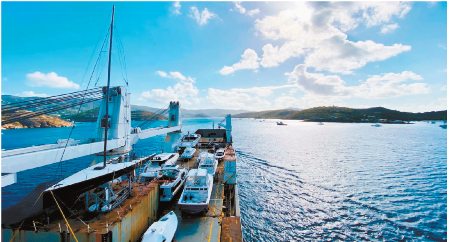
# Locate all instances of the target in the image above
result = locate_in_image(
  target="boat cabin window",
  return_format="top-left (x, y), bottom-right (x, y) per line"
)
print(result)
top-left (186, 175), bottom-right (206, 186)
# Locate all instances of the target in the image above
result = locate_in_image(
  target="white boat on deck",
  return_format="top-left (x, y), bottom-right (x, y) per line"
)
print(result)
top-left (177, 133), bottom-right (201, 151)
top-left (180, 147), bottom-right (196, 160)
top-left (140, 153), bottom-right (179, 180)
top-left (159, 165), bottom-right (188, 202)
top-left (215, 148), bottom-right (225, 161)
top-left (178, 169), bottom-right (213, 214)
top-left (142, 210), bottom-right (178, 242)
top-left (198, 152), bottom-right (218, 176)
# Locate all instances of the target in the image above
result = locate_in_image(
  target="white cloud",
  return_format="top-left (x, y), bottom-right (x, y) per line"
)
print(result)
top-left (286, 64), bottom-right (349, 95)
top-left (287, 64), bottom-right (429, 98)
top-left (17, 91), bottom-right (49, 98)
top-left (140, 71), bottom-right (199, 106)
top-left (355, 71), bottom-right (429, 98)
top-left (189, 7), bottom-right (217, 26)
top-left (26, 71), bottom-right (79, 89)
top-left (224, 2), bottom-right (411, 73)
top-left (380, 23), bottom-right (399, 34)
top-left (303, 38), bottom-right (411, 74)
top-left (172, 1), bottom-right (181, 15)
top-left (220, 49), bottom-right (259, 75)
top-left (233, 2), bottom-right (260, 17)
top-left (261, 42), bottom-right (304, 68)
top-left (156, 70), bottom-right (188, 81)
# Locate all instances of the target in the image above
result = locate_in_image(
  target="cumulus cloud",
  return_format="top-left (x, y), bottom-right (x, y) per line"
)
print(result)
top-left (171, 1), bottom-right (181, 15)
top-left (286, 64), bottom-right (349, 95)
top-left (189, 7), bottom-right (216, 26)
top-left (253, 2), bottom-right (412, 73)
top-left (17, 91), bottom-right (49, 97)
top-left (287, 64), bottom-right (429, 98)
top-left (355, 71), bottom-right (429, 98)
top-left (156, 70), bottom-right (188, 81)
top-left (220, 49), bottom-right (260, 75)
top-left (303, 38), bottom-right (411, 74)
top-left (233, 2), bottom-right (260, 17)
top-left (140, 71), bottom-right (199, 106)
top-left (26, 71), bottom-right (79, 89)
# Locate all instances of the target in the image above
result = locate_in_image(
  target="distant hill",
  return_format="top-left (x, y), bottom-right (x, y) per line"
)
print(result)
top-left (62, 107), bottom-right (166, 122)
top-left (131, 105), bottom-right (246, 118)
top-left (2, 110), bottom-right (73, 129)
top-left (234, 106), bottom-right (447, 122)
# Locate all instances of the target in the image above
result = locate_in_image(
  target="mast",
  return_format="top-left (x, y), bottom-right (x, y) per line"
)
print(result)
top-left (103, 5), bottom-right (115, 168)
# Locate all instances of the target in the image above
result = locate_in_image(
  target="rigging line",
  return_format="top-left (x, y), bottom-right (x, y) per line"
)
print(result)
top-left (114, 26), bottom-right (129, 86)
top-left (50, 191), bottom-right (79, 242)
top-left (55, 31), bottom-right (110, 178)
top-left (93, 27), bottom-right (111, 87)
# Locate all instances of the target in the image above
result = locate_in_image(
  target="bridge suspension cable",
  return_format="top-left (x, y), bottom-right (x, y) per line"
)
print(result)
top-left (1, 88), bottom-right (104, 125)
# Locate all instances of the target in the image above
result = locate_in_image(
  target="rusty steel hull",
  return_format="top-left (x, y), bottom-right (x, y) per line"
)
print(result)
top-left (3, 182), bottom-right (159, 242)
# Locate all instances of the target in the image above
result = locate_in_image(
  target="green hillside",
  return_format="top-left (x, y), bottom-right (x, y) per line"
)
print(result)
top-left (234, 106), bottom-right (447, 122)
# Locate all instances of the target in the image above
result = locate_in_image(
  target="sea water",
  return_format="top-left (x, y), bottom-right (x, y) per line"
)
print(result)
top-left (1, 118), bottom-right (446, 241)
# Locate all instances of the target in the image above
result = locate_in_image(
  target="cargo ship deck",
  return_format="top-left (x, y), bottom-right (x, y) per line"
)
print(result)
top-left (158, 139), bottom-right (242, 242)
top-left (3, 127), bottom-right (242, 242)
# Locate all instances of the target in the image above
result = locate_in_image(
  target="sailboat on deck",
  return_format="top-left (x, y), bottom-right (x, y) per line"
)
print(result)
top-left (43, 6), bottom-right (136, 211)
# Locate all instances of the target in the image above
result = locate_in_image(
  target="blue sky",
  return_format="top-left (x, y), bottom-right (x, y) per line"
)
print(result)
top-left (2, 1), bottom-right (447, 112)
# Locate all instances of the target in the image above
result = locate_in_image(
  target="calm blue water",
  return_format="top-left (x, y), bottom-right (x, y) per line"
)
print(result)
top-left (2, 118), bottom-right (447, 241)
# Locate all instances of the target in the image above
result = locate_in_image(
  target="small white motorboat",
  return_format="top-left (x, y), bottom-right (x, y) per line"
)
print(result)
top-left (142, 210), bottom-right (178, 242)
top-left (178, 169), bottom-right (213, 214)
top-left (198, 152), bottom-right (218, 176)
top-left (180, 147), bottom-right (196, 160)
top-left (214, 148), bottom-right (225, 161)
top-left (160, 165), bottom-right (188, 202)
top-left (371, 123), bottom-right (382, 127)
top-left (177, 132), bottom-right (201, 151)
top-left (140, 153), bottom-right (179, 181)
top-left (317, 122), bottom-right (324, 125)
top-left (276, 121), bottom-right (287, 125)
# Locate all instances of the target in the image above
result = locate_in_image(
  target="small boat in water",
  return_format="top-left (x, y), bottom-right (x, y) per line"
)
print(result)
top-left (177, 132), bottom-right (201, 151)
top-left (198, 152), bottom-right (218, 176)
top-left (276, 121), bottom-right (287, 125)
top-left (178, 168), bottom-right (213, 214)
top-left (160, 165), bottom-right (188, 202)
top-left (371, 123), bottom-right (382, 127)
top-left (181, 147), bottom-right (196, 160)
top-left (317, 122), bottom-right (324, 125)
top-left (142, 210), bottom-right (178, 242)
top-left (215, 148), bottom-right (225, 161)
top-left (439, 124), bottom-right (447, 129)
top-left (140, 153), bottom-right (179, 180)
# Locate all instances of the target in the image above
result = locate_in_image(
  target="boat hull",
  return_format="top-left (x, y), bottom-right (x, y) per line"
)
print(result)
top-left (178, 203), bottom-right (209, 214)
top-left (142, 211), bottom-right (178, 242)
top-left (43, 163), bottom-right (136, 209)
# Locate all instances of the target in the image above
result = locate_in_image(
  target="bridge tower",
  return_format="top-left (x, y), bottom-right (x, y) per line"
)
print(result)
top-left (96, 86), bottom-right (132, 154)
